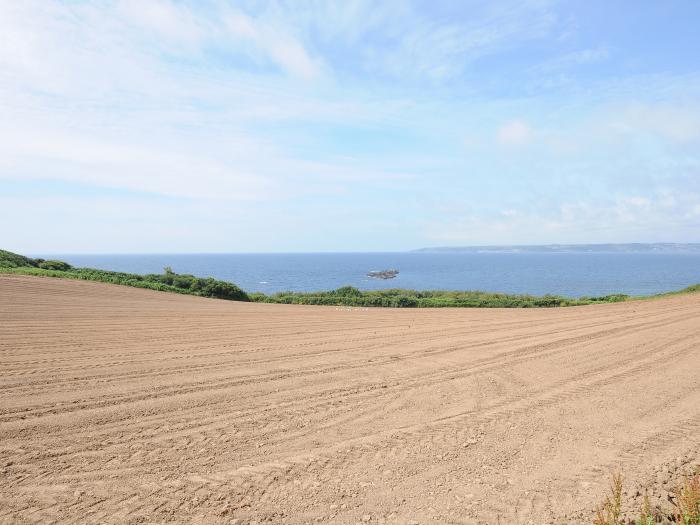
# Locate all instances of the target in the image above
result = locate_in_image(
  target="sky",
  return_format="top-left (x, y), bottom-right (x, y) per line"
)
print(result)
top-left (1, 0), bottom-right (700, 253)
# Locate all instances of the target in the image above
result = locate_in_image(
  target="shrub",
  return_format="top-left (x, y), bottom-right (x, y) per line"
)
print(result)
top-left (332, 286), bottom-right (362, 297)
top-left (38, 260), bottom-right (72, 271)
top-left (0, 249), bottom-right (39, 268)
top-left (393, 295), bottom-right (418, 307)
top-left (0, 255), bottom-right (250, 303)
top-left (172, 274), bottom-right (196, 289)
top-left (594, 473), bottom-right (623, 525)
top-left (159, 267), bottom-right (175, 285)
top-left (592, 470), bottom-right (700, 525)
top-left (675, 471), bottom-right (700, 524)
top-left (195, 278), bottom-right (248, 301)
top-left (533, 294), bottom-right (568, 307)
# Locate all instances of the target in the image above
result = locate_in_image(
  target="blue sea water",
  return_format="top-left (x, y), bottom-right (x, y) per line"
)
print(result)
top-left (36, 252), bottom-right (700, 298)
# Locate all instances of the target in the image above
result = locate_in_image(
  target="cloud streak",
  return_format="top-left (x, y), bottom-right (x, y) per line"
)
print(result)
top-left (1, 1), bottom-right (699, 252)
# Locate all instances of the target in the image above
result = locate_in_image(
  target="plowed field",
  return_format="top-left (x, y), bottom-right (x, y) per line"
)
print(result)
top-left (1, 275), bottom-right (698, 524)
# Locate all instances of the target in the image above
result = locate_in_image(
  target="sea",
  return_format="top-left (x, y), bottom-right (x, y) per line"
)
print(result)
top-left (36, 252), bottom-right (700, 298)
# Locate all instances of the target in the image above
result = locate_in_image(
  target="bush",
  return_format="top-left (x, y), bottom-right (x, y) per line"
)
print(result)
top-left (393, 295), bottom-right (419, 307)
top-left (533, 294), bottom-right (567, 307)
top-left (332, 286), bottom-right (363, 297)
top-left (195, 278), bottom-right (248, 301)
top-left (38, 260), bottom-right (72, 271)
top-left (159, 267), bottom-right (175, 285)
top-left (0, 249), bottom-right (39, 268)
top-left (0, 254), bottom-right (250, 303)
top-left (172, 274), bottom-right (196, 289)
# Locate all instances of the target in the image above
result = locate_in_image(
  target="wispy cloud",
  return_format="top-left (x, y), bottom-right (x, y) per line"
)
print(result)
top-left (607, 104), bottom-right (700, 143)
top-left (497, 120), bottom-right (534, 146)
top-left (1, 1), bottom-right (700, 252)
top-left (534, 46), bottom-right (610, 72)
top-left (424, 189), bottom-right (700, 245)
top-left (221, 10), bottom-right (321, 78)
top-left (349, 1), bottom-right (559, 80)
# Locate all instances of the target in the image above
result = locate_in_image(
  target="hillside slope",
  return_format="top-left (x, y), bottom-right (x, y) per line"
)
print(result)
top-left (0, 275), bottom-right (698, 523)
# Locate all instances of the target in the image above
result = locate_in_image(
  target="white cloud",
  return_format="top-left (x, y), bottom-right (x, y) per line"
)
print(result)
top-left (0, 0), bottom-right (322, 94)
top-left (243, 0), bottom-right (558, 81)
top-left (1, 1), bottom-right (699, 252)
top-left (222, 11), bottom-right (321, 79)
top-left (117, 0), bottom-right (208, 48)
top-left (609, 105), bottom-right (700, 143)
top-left (0, 123), bottom-right (273, 201)
top-left (361, 2), bottom-right (558, 80)
top-left (567, 46), bottom-right (610, 64)
top-left (0, 0), bottom-right (405, 205)
top-left (497, 120), bottom-right (533, 146)
top-left (424, 190), bottom-right (700, 245)
top-left (535, 46), bottom-right (610, 72)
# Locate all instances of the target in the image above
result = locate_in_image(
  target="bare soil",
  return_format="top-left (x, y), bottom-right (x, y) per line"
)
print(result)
top-left (1, 275), bottom-right (698, 524)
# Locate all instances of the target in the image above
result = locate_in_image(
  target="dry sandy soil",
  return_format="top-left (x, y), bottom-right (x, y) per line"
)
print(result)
top-left (1, 275), bottom-right (699, 525)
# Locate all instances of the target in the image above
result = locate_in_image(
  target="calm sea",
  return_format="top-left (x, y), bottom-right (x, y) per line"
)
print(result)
top-left (36, 252), bottom-right (700, 298)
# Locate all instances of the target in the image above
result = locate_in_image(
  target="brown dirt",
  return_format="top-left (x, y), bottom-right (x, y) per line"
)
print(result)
top-left (0, 274), bottom-right (698, 525)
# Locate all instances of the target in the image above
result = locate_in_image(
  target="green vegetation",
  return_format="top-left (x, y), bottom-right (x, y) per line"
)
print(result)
top-left (655, 283), bottom-right (700, 297)
top-left (250, 286), bottom-right (630, 308)
top-left (0, 249), bottom-right (39, 268)
top-left (676, 472), bottom-right (700, 524)
top-left (594, 473), bottom-right (624, 525)
top-left (1, 248), bottom-right (698, 308)
top-left (593, 470), bottom-right (700, 525)
top-left (1, 250), bottom-right (248, 302)
top-left (37, 260), bottom-right (73, 271)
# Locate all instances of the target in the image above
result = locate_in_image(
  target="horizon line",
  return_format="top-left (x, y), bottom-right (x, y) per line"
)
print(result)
top-left (24, 241), bottom-right (700, 256)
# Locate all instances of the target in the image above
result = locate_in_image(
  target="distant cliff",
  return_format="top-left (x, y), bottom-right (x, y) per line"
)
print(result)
top-left (414, 243), bottom-right (700, 254)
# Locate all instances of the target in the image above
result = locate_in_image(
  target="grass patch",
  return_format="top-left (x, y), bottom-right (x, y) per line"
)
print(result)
top-left (653, 284), bottom-right (700, 298)
top-left (1, 252), bottom-right (248, 302)
top-left (676, 472), bottom-right (700, 524)
top-left (593, 470), bottom-right (700, 524)
top-left (594, 473), bottom-right (624, 525)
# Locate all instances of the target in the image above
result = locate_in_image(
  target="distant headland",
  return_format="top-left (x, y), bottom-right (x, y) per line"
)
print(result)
top-left (414, 243), bottom-right (700, 254)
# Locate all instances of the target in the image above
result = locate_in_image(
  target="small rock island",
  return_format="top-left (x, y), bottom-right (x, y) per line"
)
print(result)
top-left (367, 269), bottom-right (399, 279)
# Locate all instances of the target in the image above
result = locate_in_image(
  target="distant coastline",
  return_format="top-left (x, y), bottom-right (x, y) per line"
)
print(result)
top-left (414, 243), bottom-right (700, 254)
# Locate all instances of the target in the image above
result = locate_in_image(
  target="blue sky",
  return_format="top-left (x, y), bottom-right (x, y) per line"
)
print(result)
top-left (1, 1), bottom-right (699, 253)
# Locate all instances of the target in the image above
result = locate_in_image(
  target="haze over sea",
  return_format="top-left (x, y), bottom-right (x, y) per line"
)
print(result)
top-left (38, 252), bottom-right (700, 298)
